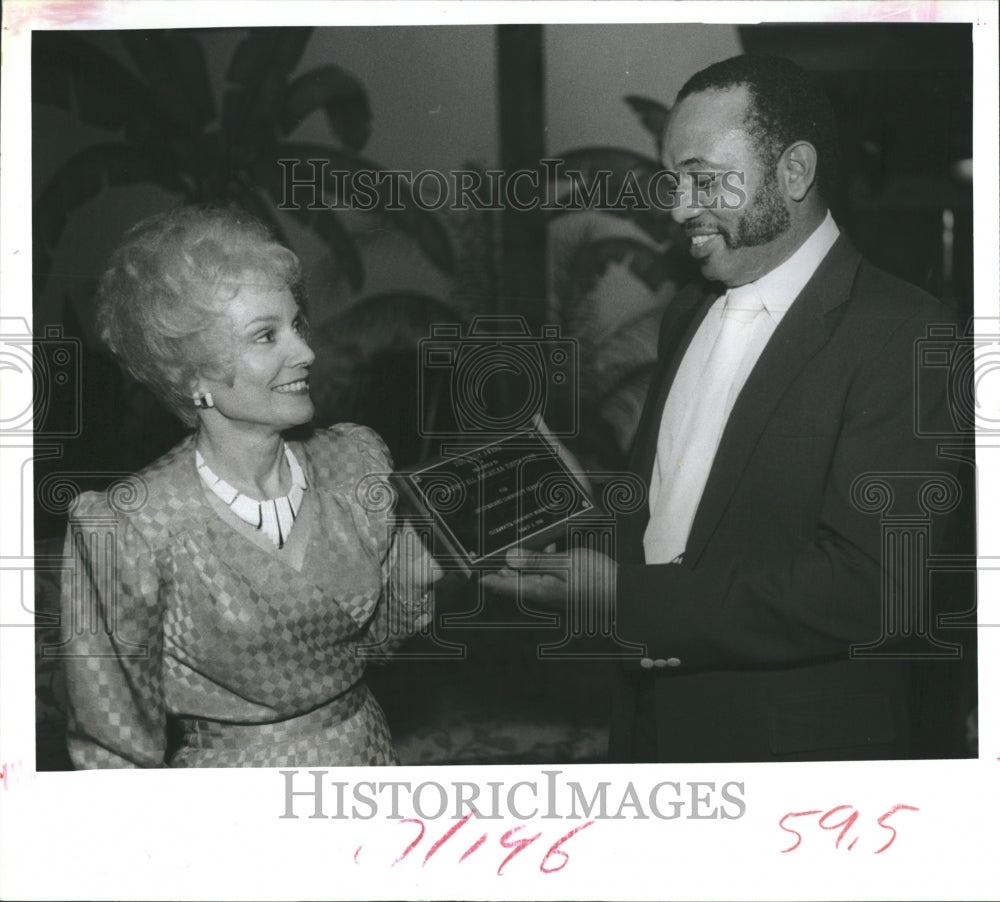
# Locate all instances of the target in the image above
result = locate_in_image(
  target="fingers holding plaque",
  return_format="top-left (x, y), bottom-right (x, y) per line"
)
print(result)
top-left (390, 426), bottom-right (599, 576)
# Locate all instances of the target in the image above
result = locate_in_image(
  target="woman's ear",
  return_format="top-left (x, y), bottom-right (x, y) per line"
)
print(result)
top-left (779, 140), bottom-right (818, 201)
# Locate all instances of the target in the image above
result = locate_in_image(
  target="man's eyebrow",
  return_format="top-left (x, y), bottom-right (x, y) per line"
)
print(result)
top-left (675, 156), bottom-right (726, 170)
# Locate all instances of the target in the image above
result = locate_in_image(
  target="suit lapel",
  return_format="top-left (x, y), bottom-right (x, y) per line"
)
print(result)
top-left (682, 236), bottom-right (862, 565)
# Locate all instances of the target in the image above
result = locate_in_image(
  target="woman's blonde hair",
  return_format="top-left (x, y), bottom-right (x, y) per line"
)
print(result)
top-left (96, 205), bottom-right (303, 427)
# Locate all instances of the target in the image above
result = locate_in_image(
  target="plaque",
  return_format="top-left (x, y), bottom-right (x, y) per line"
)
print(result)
top-left (391, 428), bottom-right (598, 573)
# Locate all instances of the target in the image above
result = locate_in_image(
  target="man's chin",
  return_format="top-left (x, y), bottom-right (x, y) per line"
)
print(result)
top-left (696, 255), bottom-right (730, 285)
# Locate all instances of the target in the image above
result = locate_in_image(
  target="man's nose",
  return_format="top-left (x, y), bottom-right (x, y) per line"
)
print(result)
top-left (669, 176), bottom-right (703, 225)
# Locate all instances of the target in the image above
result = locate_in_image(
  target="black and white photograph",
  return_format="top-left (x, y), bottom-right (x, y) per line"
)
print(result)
top-left (1, 2), bottom-right (997, 899)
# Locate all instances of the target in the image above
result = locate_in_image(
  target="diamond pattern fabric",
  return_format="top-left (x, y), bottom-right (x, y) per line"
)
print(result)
top-left (60, 424), bottom-right (415, 768)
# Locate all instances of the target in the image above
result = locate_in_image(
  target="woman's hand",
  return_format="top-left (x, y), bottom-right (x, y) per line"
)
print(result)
top-left (388, 523), bottom-right (444, 609)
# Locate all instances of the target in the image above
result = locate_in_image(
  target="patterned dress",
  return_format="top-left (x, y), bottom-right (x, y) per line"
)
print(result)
top-left (60, 424), bottom-right (422, 768)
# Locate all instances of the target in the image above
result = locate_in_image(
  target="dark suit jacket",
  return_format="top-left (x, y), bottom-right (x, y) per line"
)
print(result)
top-left (610, 235), bottom-right (965, 762)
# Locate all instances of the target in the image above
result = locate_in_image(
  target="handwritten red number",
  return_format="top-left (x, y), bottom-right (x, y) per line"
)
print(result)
top-left (817, 805), bottom-right (860, 849)
top-left (460, 833), bottom-right (488, 862)
top-left (496, 825), bottom-right (542, 876)
top-left (391, 818), bottom-right (426, 867)
top-left (539, 820), bottom-right (595, 874)
top-left (779, 810), bottom-right (822, 852)
top-left (875, 804), bottom-right (919, 854)
top-left (423, 810), bottom-right (475, 865)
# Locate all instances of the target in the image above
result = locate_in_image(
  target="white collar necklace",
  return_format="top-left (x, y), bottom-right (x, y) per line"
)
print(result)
top-left (195, 443), bottom-right (308, 549)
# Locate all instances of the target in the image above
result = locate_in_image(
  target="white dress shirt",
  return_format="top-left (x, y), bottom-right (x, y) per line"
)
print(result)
top-left (643, 211), bottom-right (840, 565)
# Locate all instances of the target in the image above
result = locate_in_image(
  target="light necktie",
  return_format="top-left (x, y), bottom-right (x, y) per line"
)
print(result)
top-left (644, 285), bottom-right (769, 564)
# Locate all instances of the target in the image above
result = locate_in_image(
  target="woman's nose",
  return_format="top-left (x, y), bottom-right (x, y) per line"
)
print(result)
top-left (290, 332), bottom-right (316, 368)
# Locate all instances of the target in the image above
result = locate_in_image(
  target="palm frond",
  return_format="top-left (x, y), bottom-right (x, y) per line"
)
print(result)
top-left (624, 94), bottom-right (670, 156)
top-left (282, 65), bottom-right (371, 150)
top-left (32, 32), bottom-right (161, 135)
top-left (120, 30), bottom-right (215, 135)
top-left (284, 202), bottom-right (365, 291)
top-left (34, 143), bottom-right (185, 283)
top-left (222, 27), bottom-right (313, 146)
top-left (548, 147), bottom-right (675, 242)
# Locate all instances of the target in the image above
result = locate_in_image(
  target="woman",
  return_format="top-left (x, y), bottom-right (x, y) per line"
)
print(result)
top-left (61, 205), bottom-right (438, 768)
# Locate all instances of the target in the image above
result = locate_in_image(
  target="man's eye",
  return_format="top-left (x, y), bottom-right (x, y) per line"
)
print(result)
top-left (293, 317), bottom-right (309, 337)
top-left (254, 330), bottom-right (275, 343)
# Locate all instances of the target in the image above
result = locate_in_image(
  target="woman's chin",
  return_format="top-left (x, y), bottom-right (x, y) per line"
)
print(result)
top-left (288, 400), bottom-right (315, 427)
top-left (271, 397), bottom-right (314, 431)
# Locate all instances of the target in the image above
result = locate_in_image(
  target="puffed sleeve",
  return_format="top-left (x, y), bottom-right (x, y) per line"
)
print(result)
top-left (339, 425), bottom-right (433, 659)
top-left (60, 491), bottom-right (167, 768)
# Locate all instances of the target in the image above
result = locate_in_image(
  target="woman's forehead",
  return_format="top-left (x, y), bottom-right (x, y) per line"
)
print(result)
top-left (215, 280), bottom-right (298, 326)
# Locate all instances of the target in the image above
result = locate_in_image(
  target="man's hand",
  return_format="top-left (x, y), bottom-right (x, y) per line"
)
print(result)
top-left (481, 544), bottom-right (618, 612)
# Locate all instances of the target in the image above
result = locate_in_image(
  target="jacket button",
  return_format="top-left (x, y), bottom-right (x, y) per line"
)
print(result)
top-left (639, 657), bottom-right (655, 669)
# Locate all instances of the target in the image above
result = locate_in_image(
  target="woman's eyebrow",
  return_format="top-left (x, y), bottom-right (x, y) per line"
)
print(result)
top-left (242, 315), bottom-right (281, 330)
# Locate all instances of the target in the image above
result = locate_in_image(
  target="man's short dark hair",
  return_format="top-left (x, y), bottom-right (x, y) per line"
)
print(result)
top-left (676, 54), bottom-right (840, 201)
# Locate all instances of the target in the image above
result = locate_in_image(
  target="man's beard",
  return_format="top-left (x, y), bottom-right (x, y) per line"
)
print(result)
top-left (725, 170), bottom-right (791, 249)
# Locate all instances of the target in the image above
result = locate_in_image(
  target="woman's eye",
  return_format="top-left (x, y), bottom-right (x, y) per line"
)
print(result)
top-left (293, 317), bottom-right (310, 337)
top-left (254, 330), bottom-right (275, 344)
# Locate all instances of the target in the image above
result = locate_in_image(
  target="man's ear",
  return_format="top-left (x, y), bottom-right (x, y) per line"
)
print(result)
top-left (780, 141), bottom-right (818, 201)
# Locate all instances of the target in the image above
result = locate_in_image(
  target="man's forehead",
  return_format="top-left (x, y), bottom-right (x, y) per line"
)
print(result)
top-left (663, 84), bottom-right (753, 165)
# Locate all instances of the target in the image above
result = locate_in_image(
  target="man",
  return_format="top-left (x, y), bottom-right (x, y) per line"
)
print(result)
top-left (486, 54), bottom-right (968, 762)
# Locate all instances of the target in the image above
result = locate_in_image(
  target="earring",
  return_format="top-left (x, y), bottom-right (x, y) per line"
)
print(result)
top-left (193, 392), bottom-right (214, 410)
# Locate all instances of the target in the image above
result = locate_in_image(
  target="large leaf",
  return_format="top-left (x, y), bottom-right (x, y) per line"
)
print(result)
top-left (32, 33), bottom-right (160, 134)
top-left (227, 182), bottom-right (292, 248)
top-left (287, 143), bottom-right (453, 272)
top-left (549, 147), bottom-right (676, 243)
top-left (625, 94), bottom-right (670, 156)
top-left (308, 290), bottom-right (466, 428)
top-left (557, 235), bottom-right (675, 307)
top-left (33, 143), bottom-right (185, 283)
top-left (120, 31), bottom-right (215, 135)
top-left (222, 28), bottom-right (312, 147)
top-left (255, 141), bottom-right (455, 277)
top-left (226, 27), bottom-right (311, 85)
top-left (321, 291), bottom-right (466, 351)
top-left (282, 65), bottom-right (371, 151)
top-left (280, 201), bottom-right (365, 291)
